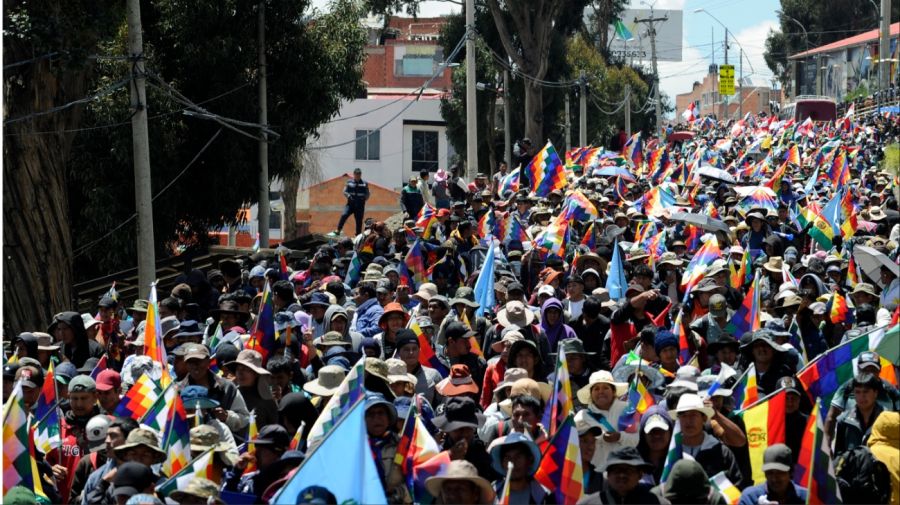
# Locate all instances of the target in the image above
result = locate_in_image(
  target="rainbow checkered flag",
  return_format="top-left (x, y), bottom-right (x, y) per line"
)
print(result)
top-left (659, 419), bottom-right (684, 484)
top-left (535, 414), bottom-right (583, 504)
top-left (161, 391), bottom-right (191, 477)
top-left (34, 362), bottom-right (61, 454)
top-left (528, 142), bottom-right (567, 197)
top-left (156, 448), bottom-right (214, 497)
top-left (114, 373), bottom-right (163, 421)
top-left (541, 344), bottom-right (574, 437)
top-left (306, 357), bottom-right (366, 449)
top-left (709, 472), bottom-right (741, 504)
top-left (3, 381), bottom-right (44, 497)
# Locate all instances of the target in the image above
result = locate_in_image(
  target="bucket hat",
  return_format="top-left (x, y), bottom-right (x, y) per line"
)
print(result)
top-left (436, 364), bottom-right (478, 396)
top-left (425, 460), bottom-right (495, 503)
top-left (668, 393), bottom-right (715, 420)
top-left (497, 301), bottom-right (535, 327)
top-left (576, 370), bottom-right (627, 404)
top-left (488, 432), bottom-right (542, 475)
top-left (225, 349), bottom-right (270, 376)
top-left (303, 365), bottom-right (346, 397)
top-left (433, 397), bottom-right (485, 432)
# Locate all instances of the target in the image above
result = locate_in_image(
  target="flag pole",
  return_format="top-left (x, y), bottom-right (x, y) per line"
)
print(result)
top-left (154, 446), bottom-right (216, 491)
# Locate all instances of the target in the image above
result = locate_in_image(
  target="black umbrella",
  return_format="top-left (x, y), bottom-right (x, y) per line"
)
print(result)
top-left (668, 212), bottom-right (732, 235)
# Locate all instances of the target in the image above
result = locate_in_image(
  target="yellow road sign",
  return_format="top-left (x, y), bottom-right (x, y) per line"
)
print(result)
top-left (719, 64), bottom-right (735, 96)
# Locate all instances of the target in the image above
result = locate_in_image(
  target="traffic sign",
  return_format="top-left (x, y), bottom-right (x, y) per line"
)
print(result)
top-left (719, 64), bottom-right (735, 96)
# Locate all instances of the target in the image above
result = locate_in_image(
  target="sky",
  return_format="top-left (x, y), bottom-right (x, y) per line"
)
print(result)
top-left (311, 0), bottom-right (782, 104)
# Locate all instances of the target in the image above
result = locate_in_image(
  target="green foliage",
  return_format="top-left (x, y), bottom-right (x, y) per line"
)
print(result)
top-left (844, 83), bottom-right (870, 103)
top-left (883, 143), bottom-right (900, 177)
top-left (565, 34), bottom-right (652, 144)
top-left (68, 0), bottom-right (368, 279)
top-left (765, 0), bottom-right (900, 89)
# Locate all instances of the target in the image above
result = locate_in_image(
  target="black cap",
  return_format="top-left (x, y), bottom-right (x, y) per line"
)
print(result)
top-left (761, 444), bottom-right (792, 472)
top-left (98, 295), bottom-right (118, 309)
top-left (251, 424), bottom-right (290, 447)
top-left (777, 376), bottom-right (801, 395)
top-left (3, 363), bottom-right (20, 380)
top-left (506, 282), bottom-right (525, 295)
top-left (444, 321), bottom-right (476, 341)
top-left (394, 329), bottom-right (419, 351)
top-left (112, 462), bottom-right (156, 497)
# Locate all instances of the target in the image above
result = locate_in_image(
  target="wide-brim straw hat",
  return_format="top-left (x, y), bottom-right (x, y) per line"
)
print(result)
top-left (576, 370), bottom-right (627, 405)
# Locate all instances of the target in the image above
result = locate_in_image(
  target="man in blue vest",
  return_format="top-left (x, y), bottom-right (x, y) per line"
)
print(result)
top-left (332, 167), bottom-right (370, 236)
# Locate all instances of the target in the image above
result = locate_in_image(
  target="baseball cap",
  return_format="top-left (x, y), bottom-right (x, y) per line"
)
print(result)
top-left (777, 376), bottom-right (801, 396)
top-left (55, 362), bottom-right (77, 385)
top-left (15, 365), bottom-right (44, 389)
top-left (761, 444), bottom-right (792, 472)
top-left (68, 375), bottom-right (97, 393)
top-left (183, 344), bottom-right (211, 361)
top-left (112, 462), bottom-right (156, 497)
top-left (857, 351), bottom-right (882, 371)
top-left (250, 425), bottom-right (290, 447)
top-left (86, 415), bottom-right (112, 453)
top-left (708, 294), bottom-right (728, 317)
top-left (643, 414), bottom-right (670, 434)
top-left (96, 369), bottom-right (122, 392)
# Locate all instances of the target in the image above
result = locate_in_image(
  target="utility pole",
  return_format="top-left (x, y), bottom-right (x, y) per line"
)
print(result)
top-left (624, 84), bottom-right (632, 136)
top-left (579, 70), bottom-right (587, 147)
top-left (126, 0), bottom-right (155, 296)
top-left (739, 48), bottom-right (743, 119)
top-left (723, 30), bottom-right (729, 120)
top-left (635, 9), bottom-right (668, 138)
top-left (257, 0), bottom-right (270, 248)
top-left (880, 0), bottom-right (890, 94)
top-left (465, 0), bottom-right (477, 179)
top-left (504, 70), bottom-right (512, 168)
top-left (564, 92), bottom-right (571, 152)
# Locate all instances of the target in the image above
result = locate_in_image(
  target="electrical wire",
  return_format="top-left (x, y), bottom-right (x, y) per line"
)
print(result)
top-left (3, 77), bottom-right (131, 125)
top-left (72, 128), bottom-right (223, 258)
top-left (305, 28), bottom-right (469, 151)
top-left (145, 71), bottom-right (279, 141)
top-left (5, 80), bottom-right (254, 137)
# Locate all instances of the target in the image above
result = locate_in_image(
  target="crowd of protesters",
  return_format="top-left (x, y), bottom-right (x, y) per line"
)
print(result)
top-left (3, 108), bottom-right (900, 505)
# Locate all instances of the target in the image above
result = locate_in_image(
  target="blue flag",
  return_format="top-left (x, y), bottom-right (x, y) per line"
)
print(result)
top-left (474, 240), bottom-right (496, 317)
top-left (270, 399), bottom-right (386, 504)
top-left (821, 189), bottom-right (842, 236)
top-left (605, 238), bottom-right (628, 301)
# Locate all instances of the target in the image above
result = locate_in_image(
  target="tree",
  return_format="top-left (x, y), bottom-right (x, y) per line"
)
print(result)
top-left (764, 0), bottom-right (900, 91)
top-left (4, 0), bottom-right (368, 332)
top-left (585, 0), bottom-right (628, 57)
top-left (66, 0), bottom-right (367, 281)
top-left (564, 34), bottom-right (652, 145)
top-left (487, 0), bottom-right (591, 143)
top-left (3, 0), bottom-right (123, 335)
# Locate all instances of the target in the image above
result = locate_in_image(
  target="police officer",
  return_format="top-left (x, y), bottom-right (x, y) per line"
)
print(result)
top-left (332, 167), bottom-right (370, 236)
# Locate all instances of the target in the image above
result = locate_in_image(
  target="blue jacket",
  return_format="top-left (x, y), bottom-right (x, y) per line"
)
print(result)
top-left (354, 297), bottom-right (384, 338)
top-left (738, 482), bottom-right (807, 505)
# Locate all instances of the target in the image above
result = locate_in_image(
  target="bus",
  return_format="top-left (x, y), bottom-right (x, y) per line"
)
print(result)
top-left (780, 95), bottom-right (837, 122)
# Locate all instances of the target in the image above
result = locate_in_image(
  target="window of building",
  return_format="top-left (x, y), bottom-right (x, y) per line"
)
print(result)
top-left (411, 130), bottom-right (439, 172)
top-left (269, 210), bottom-right (282, 231)
top-left (355, 130), bottom-right (380, 160)
top-left (394, 45), bottom-right (444, 77)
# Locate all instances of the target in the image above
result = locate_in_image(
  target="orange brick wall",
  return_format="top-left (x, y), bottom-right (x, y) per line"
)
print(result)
top-left (297, 175), bottom-right (401, 235)
top-left (363, 43), bottom-right (452, 90)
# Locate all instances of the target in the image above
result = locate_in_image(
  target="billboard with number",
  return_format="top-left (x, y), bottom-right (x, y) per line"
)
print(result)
top-left (606, 9), bottom-right (683, 63)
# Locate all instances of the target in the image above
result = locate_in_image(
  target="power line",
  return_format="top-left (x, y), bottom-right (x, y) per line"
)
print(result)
top-left (305, 29), bottom-right (469, 151)
top-left (73, 128), bottom-right (223, 257)
top-left (3, 77), bottom-right (131, 125)
top-left (5, 79), bottom-right (254, 137)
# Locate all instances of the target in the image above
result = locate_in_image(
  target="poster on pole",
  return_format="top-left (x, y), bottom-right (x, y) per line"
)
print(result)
top-left (605, 9), bottom-right (684, 63)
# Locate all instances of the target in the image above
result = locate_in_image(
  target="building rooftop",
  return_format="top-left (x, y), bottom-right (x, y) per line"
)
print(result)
top-left (789, 22), bottom-right (899, 60)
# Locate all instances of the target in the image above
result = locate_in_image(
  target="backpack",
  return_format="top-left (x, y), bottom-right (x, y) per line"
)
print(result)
top-left (834, 445), bottom-right (891, 504)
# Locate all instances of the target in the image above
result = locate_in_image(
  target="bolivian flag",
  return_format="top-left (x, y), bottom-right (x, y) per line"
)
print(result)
top-left (740, 389), bottom-right (786, 484)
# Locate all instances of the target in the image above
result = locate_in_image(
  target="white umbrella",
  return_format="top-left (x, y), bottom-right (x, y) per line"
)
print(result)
top-left (854, 245), bottom-right (899, 287)
top-left (695, 165), bottom-right (736, 184)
